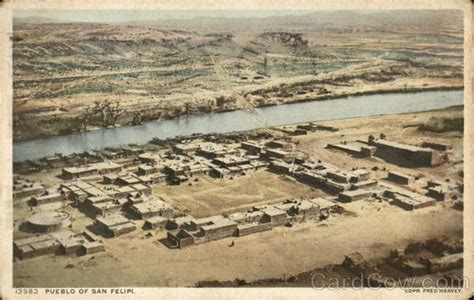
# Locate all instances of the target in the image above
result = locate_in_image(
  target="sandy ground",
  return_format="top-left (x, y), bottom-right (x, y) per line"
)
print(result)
top-left (153, 170), bottom-right (328, 218)
top-left (13, 200), bottom-right (462, 287)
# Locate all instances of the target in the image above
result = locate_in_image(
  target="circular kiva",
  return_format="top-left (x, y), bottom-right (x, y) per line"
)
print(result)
top-left (27, 211), bottom-right (71, 232)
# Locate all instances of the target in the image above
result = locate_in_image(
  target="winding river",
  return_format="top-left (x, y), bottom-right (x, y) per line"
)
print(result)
top-left (13, 89), bottom-right (463, 162)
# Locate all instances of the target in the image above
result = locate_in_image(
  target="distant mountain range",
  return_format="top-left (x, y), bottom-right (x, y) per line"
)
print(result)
top-left (13, 9), bottom-right (462, 31)
top-left (14, 16), bottom-right (68, 24)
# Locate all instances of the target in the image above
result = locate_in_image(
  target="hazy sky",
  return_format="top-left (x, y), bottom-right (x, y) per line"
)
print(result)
top-left (14, 9), bottom-right (321, 23)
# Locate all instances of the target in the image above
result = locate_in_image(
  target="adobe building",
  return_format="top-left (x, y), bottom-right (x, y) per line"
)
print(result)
top-left (421, 142), bottom-right (453, 152)
top-left (115, 173), bottom-right (142, 186)
top-left (269, 160), bottom-right (295, 175)
top-left (95, 214), bottom-right (136, 237)
top-left (114, 157), bottom-right (141, 169)
top-left (327, 141), bottom-right (376, 158)
top-left (167, 229), bottom-right (195, 249)
top-left (387, 171), bottom-right (415, 185)
top-left (130, 183), bottom-right (152, 195)
top-left (261, 207), bottom-right (288, 226)
top-left (266, 140), bottom-right (295, 152)
top-left (197, 142), bottom-right (239, 159)
top-left (426, 184), bottom-right (453, 201)
top-left (129, 197), bottom-right (174, 219)
top-left (166, 215), bottom-right (238, 248)
top-left (145, 173), bottom-right (168, 184)
top-left (382, 184), bottom-right (436, 210)
top-left (14, 230), bottom-right (104, 259)
top-left (126, 192), bottom-right (152, 206)
top-left (213, 155), bottom-right (251, 168)
top-left (49, 230), bottom-right (104, 256)
top-left (352, 178), bottom-right (378, 190)
top-left (262, 148), bottom-right (292, 160)
top-left (102, 173), bottom-right (119, 184)
top-left (138, 152), bottom-right (163, 164)
top-left (137, 163), bottom-right (166, 176)
top-left (338, 189), bottom-right (374, 203)
top-left (62, 161), bottom-right (121, 180)
top-left (165, 215), bottom-right (196, 231)
top-left (90, 201), bottom-right (122, 218)
top-left (210, 166), bottom-right (231, 179)
top-left (13, 234), bottom-right (61, 259)
top-left (81, 194), bottom-right (121, 218)
top-left (227, 211), bottom-right (265, 225)
top-left (369, 138), bottom-right (449, 167)
top-left (62, 166), bottom-right (97, 180)
top-left (274, 199), bottom-right (321, 221)
top-left (143, 216), bottom-right (168, 230)
top-left (309, 198), bottom-right (339, 215)
top-left (109, 185), bottom-right (137, 199)
top-left (13, 178), bottom-right (45, 200)
top-left (60, 180), bottom-right (105, 203)
top-left (292, 199), bottom-right (321, 219)
top-left (236, 222), bottom-right (273, 237)
top-left (241, 141), bottom-right (265, 155)
top-left (173, 143), bottom-right (201, 155)
top-left (298, 170), bottom-right (351, 194)
top-left (30, 189), bottom-right (66, 206)
top-left (163, 158), bottom-right (209, 178)
top-left (198, 217), bottom-right (238, 241)
top-left (187, 163), bottom-right (212, 177)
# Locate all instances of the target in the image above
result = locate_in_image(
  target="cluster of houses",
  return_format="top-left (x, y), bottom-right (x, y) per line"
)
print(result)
top-left (14, 230), bottom-right (104, 260)
top-left (327, 135), bottom-right (451, 167)
top-left (268, 156), bottom-right (377, 200)
top-left (380, 183), bottom-right (436, 210)
top-left (56, 140), bottom-right (283, 187)
top-left (59, 179), bottom-right (175, 236)
top-left (145, 141), bottom-right (274, 182)
top-left (13, 135), bottom-right (461, 257)
top-left (165, 197), bottom-right (340, 249)
top-left (266, 143), bottom-right (458, 211)
top-left (380, 170), bottom-right (459, 210)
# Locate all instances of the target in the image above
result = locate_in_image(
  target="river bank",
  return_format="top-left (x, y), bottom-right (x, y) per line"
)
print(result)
top-left (13, 82), bottom-right (463, 144)
top-left (12, 89), bottom-right (463, 162)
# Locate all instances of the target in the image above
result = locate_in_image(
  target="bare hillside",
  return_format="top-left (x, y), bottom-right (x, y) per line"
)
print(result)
top-left (13, 10), bottom-right (464, 141)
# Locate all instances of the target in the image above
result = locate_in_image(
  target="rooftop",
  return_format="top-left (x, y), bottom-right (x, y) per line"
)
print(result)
top-left (263, 207), bottom-right (287, 217)
top-left (96, 214), bottom-right (130, 227)
top-left (309, 197), bottom-right (337, 209)
top-left (132, 198), bottom-right (172, 213)
top-left (374, 139), bottom-right (433, 154)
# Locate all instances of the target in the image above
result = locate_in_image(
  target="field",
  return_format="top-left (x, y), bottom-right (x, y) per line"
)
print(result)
top-left (12, 10), bottom-right (463, 141)
top-left (13, 106), bottom-right (464, 287)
